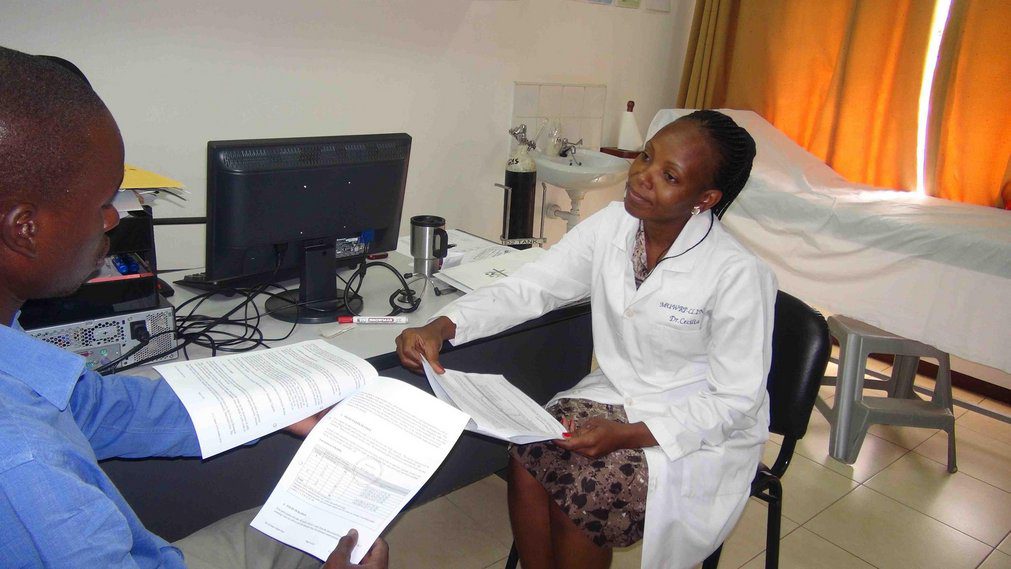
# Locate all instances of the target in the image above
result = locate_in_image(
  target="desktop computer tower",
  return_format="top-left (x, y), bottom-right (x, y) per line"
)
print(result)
top-left (20, 204), bottom-right (178, 371)
top-left (19, 206), bottom-right (161, 329)
top-left (25, 298), bottom-right (178, 371)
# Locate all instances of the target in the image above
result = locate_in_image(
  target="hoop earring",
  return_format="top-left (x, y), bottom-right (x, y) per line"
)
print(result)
top-left (691, 205), bottom-right (701, 216)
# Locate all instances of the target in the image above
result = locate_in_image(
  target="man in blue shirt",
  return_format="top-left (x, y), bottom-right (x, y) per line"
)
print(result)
top-left (0, 47), bottom-right (387, 569)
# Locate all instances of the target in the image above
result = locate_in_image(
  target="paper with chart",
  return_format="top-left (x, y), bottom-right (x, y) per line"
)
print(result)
top-left (251, 376), bottom-right (469, 563)
top-left (155, 340), bottom-right (377, 457)
top-left (422, 359), bottom-right (567, 444)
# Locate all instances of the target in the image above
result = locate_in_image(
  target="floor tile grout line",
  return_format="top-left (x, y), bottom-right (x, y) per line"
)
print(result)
top-left (731, 548), bottom-right (764, 569)
top-left (482, 554), bottom-right (509, 569)
top-left (857, 447), bottom-right (1011, 543)
top-left (973, 546), bottom-right (997, 569)
top-left (856, 484), bottom-right (997, 550)
top-left (792, 471), bottom-right (909, 569)
top-left (442, 491), bottom-right (516, 551)
top-left (789, 474), bottom-right (861, 525)
top-left (798, 505), bottom-right (884, 569)
top-left (955, 417), bottom-right (1011, 443)
top-left (904, 442), bottom-right (1011, 495)
top-left (789, 424), bottom-right (1010, 563)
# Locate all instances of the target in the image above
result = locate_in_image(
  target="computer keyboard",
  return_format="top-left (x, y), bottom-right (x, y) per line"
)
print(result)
top-left (175, 271), bottom-right (221, 293)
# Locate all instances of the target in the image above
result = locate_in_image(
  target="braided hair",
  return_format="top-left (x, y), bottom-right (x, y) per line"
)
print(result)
top-left (675, 110), bottom-right (756, 219)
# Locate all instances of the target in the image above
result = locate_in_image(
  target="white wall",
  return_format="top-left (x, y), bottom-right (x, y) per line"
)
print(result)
top-left (1, 0), bottom-right (693, 269)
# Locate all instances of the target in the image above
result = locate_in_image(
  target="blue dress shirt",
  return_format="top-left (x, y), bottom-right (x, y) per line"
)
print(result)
top-left (0, 316), bottom-right (201, 568)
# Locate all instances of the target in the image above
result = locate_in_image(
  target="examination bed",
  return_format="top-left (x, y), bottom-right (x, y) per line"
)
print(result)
top-left (647, 109), bottom-right (1011, 375)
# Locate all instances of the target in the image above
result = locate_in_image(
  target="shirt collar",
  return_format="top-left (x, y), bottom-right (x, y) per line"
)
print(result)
top-left (613, 210), bottom-right (715, 272)
top-left (0, 313), bottom-right (86, 411)
top-left (612, 211), bottom-right (639, 252)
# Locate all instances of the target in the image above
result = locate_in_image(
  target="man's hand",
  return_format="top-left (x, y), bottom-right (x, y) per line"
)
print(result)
top-left (284, 406), bottom-right (333, 438)
top-left (553, 418), bottom-right (657, 458)
top-left (323, 529), bottom-right (389, 569)
top-left (394, 316), bottom-right (456, 374)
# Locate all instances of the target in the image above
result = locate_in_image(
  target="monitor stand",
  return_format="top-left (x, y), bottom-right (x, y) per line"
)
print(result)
top-left (265, 240), bottom-right (363, 324)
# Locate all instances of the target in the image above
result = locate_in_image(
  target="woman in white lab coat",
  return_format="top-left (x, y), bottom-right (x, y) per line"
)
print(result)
top-left (396, 111), bottom-right (777, 569)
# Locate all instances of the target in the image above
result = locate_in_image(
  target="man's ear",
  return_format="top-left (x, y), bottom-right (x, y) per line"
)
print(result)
top-left (1, 203), bottom-right (40, 259)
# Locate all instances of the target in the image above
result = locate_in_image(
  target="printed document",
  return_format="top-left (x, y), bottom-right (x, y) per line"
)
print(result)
top-left (422, 359), bottom-right (566, 444)
top-left (155, 340), bottom-right (377, 457)
top-left (436, 246), bottom-right (546, 293)
top-left (251, 376), bottom-right (469, 563)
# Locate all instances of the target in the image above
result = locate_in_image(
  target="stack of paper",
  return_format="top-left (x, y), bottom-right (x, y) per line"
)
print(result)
top-left (155, 340), bottom-right (562, 563)
top-left (436, 246), bottom-right (546, 293)
top-left (156, 341), bottom-right (470, 563)
top-left (422, 359), bottom-right (565, 444)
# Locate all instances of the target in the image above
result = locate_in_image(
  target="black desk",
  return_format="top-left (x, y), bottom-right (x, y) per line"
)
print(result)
top-left (100, 303), bottom-right (592, 541)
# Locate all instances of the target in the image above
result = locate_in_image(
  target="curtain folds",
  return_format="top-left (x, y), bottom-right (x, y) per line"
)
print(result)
top-left (713, 0), bottom-right (932, 191)
top-left (678, 0), bottom-right (1009, 207)
top-left (676, 0), bottom-right (736, 109)
top-left (927, 0), bottom-right (1011, 207)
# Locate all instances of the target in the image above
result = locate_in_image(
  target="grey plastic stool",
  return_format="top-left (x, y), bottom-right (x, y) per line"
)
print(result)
top-left (815, 315), bottom-right (957, 472)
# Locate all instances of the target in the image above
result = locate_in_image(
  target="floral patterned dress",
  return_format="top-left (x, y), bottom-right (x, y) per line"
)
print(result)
top-left (508, 222), bottom-right (653, 548)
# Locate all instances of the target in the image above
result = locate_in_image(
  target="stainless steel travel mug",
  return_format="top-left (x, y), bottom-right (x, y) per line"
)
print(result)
top-left (410, 215), bottom-right (448, 277)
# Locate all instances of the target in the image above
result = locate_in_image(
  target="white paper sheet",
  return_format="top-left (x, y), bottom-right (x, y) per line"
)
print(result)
top-left (422, 359), bottom-right (566, 444)
top-left (251, 377), bottom-right (469, 563)
top-left (155, 340), bottom-right (377, 457)
top-left (435, 247), bottom-right (546, 294)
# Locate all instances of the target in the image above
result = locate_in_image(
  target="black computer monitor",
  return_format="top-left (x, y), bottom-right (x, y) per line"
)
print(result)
top-left (198, 133), bottom-right (411, 324)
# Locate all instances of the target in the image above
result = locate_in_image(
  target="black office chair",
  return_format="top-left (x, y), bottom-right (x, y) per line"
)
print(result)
top-left (503, 291), bottom-right (830, 569)
top-left (702, 291), bottom-right (830, 569)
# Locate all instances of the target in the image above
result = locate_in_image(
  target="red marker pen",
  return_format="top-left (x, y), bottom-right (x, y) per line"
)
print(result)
top-left (337, 316), bottom-right (408, 324)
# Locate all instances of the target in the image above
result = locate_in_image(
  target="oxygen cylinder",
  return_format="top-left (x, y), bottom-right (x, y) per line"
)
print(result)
top-left (504, 144), bottom-right (537, 250)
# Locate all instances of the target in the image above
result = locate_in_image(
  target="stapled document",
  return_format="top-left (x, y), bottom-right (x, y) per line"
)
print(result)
top-left (155, 340), bottom-right (378, 458)
top-left (422, 359), bottom-right (566, 444)
top-left (251, 377), bottom-right (468, 563)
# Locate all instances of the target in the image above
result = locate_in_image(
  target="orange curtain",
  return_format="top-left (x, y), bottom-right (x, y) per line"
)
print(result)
top-left (714, 0), bottom-right (934, 191)
top-left (927, 0), bottom-right (1011, 207)
top-left (677, 0), bottom-right (737, 109)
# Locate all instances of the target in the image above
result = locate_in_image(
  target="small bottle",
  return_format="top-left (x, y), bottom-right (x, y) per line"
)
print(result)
top-left (504, 143), bottom-right (537, 250)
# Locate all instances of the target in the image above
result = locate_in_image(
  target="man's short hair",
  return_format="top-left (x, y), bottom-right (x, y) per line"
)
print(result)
top-left (0, 46), bottom-right (112, 203)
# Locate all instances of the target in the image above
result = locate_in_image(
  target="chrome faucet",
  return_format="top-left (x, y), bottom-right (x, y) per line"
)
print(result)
top-left (508, 125), bottom-right (537, 150)
top-left (558, 138), bottom-right (583, 165)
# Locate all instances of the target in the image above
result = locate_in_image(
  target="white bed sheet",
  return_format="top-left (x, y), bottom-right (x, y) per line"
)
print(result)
top-left (648, 109), bottom-right (1011, 373)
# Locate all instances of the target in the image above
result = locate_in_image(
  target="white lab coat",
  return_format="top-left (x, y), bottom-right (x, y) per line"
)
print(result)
top-left (439, 202), bottom-right (777, 569)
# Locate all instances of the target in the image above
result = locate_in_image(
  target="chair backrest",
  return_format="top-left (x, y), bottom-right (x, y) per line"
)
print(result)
top-left (767, 291), bottom-right (830, 441)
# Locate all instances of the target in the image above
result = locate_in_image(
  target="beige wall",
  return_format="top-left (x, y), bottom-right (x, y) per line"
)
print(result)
top-left (2, 0), bottom-right (694, 268)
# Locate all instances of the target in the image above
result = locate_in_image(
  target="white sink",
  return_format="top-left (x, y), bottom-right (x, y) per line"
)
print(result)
top-left (531, 148), bottom-right (630, 191)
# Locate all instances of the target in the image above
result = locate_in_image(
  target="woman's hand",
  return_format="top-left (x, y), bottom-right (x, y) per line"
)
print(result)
top-left (323, 529), bottom-right (389, 569)
top-left (554, 418), bottom-right (658, 458)
top-left (284, 406), bottom-right (332, 438)
top-left (395, 316), bottom-right (456, 374)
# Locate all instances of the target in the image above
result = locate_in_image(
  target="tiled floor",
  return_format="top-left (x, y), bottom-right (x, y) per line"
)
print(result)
top-left (383, 357), bottom-right (1011, 569)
